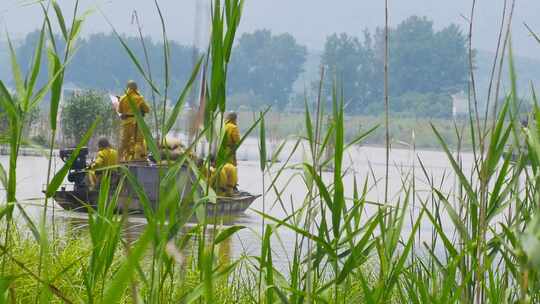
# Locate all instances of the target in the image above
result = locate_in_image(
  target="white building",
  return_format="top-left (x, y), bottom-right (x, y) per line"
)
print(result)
top-left (451, 91), bottom-right (468, 118)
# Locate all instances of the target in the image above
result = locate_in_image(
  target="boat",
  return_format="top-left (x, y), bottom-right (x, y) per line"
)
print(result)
top-left (54, 188), bottom-right (260, 215)
top-left (52, 148), bottom-right (260, 215)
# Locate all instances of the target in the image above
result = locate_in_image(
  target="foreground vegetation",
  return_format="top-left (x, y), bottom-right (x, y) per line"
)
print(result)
top-left (1, 1), bottom-right (540, 303)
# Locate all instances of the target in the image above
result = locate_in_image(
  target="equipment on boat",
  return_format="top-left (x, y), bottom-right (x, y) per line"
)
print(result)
top-left (60, 147), bottom-right (89, 191)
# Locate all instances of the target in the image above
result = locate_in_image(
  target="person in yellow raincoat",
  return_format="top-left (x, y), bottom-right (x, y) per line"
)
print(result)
top-left (224, 112), bottom-right (240, 165)
top-left (198, 156), bottom-right (238, 196)
top-left (89, 138), bottom-right (118, 188)
top-left (215, 162), bottom-right (238, 196)
top-left (117, 80), bottom-right (150, 161)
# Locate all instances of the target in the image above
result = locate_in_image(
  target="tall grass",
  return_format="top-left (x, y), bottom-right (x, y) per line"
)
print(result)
top-left (1, 0), bottom-right (540, 303)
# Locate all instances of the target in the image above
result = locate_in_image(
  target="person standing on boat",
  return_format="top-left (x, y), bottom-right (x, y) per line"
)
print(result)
top-left (224, 112), bottom-right (240, 165)
top-left (117, 80), bottom-right (150, 161)
top-left (89, 137), bottom-right (118, 188)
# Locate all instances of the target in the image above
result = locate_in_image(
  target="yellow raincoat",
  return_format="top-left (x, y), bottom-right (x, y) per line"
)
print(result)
top-left (89, 148), bottom-right (119, 187)
top-left (207, 163), bottom-right (238, 196)
top-left (216, 163), bottom-right (238, 196)
top-left (118, 89), bottom-right (150, 161)
top-left (224, 120), bottom-right (240, 165)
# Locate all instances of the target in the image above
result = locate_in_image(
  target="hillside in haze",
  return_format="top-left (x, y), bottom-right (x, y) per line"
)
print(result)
top-left (1, 0), bottom-right (539, 59)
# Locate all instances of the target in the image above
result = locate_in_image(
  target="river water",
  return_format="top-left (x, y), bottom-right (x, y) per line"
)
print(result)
top-left (0, 141), bottom-right (474, 267)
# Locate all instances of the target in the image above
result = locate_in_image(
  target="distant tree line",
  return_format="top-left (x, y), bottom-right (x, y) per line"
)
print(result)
top-left (11, 15), bottom-right (468, 118)
top-left (321, 16), bottom-right (468, 118)
top-left (228, 29), bottom-right (307, 110)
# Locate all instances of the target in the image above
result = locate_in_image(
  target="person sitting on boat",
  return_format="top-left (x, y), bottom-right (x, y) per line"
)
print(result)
top-left (214, 162), bottom-right (238, 196)
top-left (88, 137), bottom-right (119, 188)
top-left (117, 80), bottom-right (150, 162)
top-left (224, 112), bottom-right (241, 166)
top-left (199, 155), bottom-right (238, 196)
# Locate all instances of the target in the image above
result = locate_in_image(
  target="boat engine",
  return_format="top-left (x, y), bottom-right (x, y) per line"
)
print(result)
top-left (59, 147), bottom-right (89, 191)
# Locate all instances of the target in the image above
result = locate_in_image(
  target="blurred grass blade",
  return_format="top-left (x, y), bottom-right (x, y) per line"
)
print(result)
top-left (6, 35), bottom-right (25, 99)
top-left (0, 81), bottom-right (19, 123)
top-left (16, 203), bottom-right (41, 242)
top-left (332, 91), bottom-right (345, 239)
top-left (184, 261), bottom-right (239, 304)
top-left (46, 48), bottom-right (63, 130)
top-left (344, 124), bottom-right (379, 150)
top-left (69, 18), bottom-right (84, 42)
top-left (101, 224), bottom-right (154, 304)
top-left (214, 225), bottom-right (246, 244)
top-left (164, 56), bottom-right (203, 135)
top-left (237, 107), bottom-right (269, 149)
top-left (223, 0), bottom-right (243, 63)
top-left (52, 0), bottom-right (68, 40)
top-left (102, 12), bottom-right (161, 96)
top-left (259, 111), bottom-right (267, 171)
top-left (525, 23), bottom-right (540, 44)
top-left (0, 164), bottom-right (6, 190)
top-left (336, 214), bottom-right (379, 284)
top-left (253, 210), bottom-right (335, 256)
top-left (121, 166), bottom-right (155, 220)
top-left (433, 189), bottom-right (470, 242)
top-left (262, 224), bottom-right (274, 304)
top-left (24, 24), bottom-right (46, 109)
top-left (0, 276), bottom-right (13, 303)
top-left (128, 97), bottom-right (160, 163)
top-left (431, 123), bottom-right (478, 207)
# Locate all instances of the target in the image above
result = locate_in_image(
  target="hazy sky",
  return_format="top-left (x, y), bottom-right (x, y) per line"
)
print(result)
top-left (1, 0), bottom-right (539, 59)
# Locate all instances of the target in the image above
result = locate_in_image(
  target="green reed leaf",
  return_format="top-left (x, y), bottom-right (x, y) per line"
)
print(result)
top-left (431, 123), bottom-right (478, 208)
top-left (101, 224), bottom-right (154, 304)
top-left (102, 13), bottom-right (161, 96)
top-left (164, 56), bottom-right (203, 135)
top-left (0, 164), bottom-right (7, 190)
top-left (46, 47), bottom-right (63, 130)
top-left (128, 96), bottom-right (160, 163)
top-left (24, 24), bottom-right (46, 110)
top-left (52, 0), bottom-right (68, 40)
top-left (215, 225), bottom-right (246, 244)
top-left (6, 35), bottom-right (25, 99)
top-left (0, 81), bottom-right (19, 123)
top-left (259, 111), bottom-right (267, 171)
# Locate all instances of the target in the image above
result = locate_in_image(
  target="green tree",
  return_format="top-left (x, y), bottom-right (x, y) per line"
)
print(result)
top-left (433, 24), bottom-right (469, 93)
top-left (61, 90), bottom-right (117, 145)
top-left (321, 31), bottom-right (380, 113)
top-left (321, 16), bottom-right (468, 116)
top-left (228, 30), bottom-right (307, 109)
top-left (393, 92), bottom-right (453, 118)
top-left (378, 16), bottom-right (468, 96)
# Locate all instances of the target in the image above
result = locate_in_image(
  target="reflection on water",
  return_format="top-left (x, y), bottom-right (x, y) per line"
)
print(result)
top-left (1, 144), bottom-right (472, 267)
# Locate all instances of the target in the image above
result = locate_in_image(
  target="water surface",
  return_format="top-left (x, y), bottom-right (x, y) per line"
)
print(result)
top-left (0, 143), bottom-right (473, 267)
